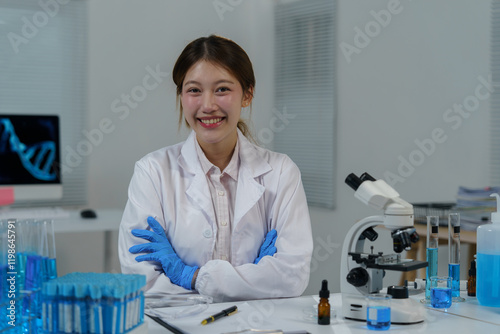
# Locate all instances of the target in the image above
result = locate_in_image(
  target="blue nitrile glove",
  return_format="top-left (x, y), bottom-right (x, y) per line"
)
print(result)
top-left (254, 229), bottom-right (278, 264)
top-left (129, 216), bottom-right (198, 290)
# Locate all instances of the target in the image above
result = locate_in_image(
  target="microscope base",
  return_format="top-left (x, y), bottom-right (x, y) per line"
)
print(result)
top-left (342, 293), bottom-right (425, 324)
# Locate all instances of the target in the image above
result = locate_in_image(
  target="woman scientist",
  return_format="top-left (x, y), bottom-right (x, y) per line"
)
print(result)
top-left (118, 35), bottom-right (313, 302)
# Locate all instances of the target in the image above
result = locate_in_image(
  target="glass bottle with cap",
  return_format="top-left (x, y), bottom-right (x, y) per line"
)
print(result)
top-left (467, 259), bottom-right (476, 297)
top-left (318, 279), bottom-right (330, 325)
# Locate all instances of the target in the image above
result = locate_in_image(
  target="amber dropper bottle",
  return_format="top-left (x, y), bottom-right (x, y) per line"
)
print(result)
top-left (468, 259), bottom-right (476, 297)
top-left (318, 279), bottom-right (330, 325)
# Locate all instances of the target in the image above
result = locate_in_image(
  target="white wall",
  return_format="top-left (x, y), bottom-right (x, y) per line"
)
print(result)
top-left (307, 0), bottom-right (490, 294)
top-left (86, 0), bottom-right (274, 209)
top-left (57, 0), bottom-right (275, 275)
top-left (59, 0), bottom-right (491, 296)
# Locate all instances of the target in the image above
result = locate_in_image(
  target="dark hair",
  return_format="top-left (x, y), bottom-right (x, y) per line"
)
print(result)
top-left (172, 35), bottom-right (255, 139)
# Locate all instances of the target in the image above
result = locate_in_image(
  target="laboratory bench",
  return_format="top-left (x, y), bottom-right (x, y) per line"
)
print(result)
top-left (144, 292), bottom-right (500, 333)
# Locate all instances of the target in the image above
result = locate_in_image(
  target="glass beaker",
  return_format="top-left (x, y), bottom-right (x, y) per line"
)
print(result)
top-left (366, 294), bottom-right (391, 330)
top-left (430, 276), bottom-right (452, 309)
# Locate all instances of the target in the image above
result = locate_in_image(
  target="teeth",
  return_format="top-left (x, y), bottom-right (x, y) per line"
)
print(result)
top-left (201, 118), bottom-right (222, 124)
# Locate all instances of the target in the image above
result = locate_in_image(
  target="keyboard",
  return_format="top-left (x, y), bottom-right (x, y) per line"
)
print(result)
top-left (0, 206), bottom-right (71, 220)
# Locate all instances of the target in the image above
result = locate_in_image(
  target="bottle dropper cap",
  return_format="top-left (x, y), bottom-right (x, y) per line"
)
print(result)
top-left (319, 279), bottom-right (330, 298)
top-left (491, 194), bottom-right (500, 223)
top-left (469, 259), bottom-right (476, 276)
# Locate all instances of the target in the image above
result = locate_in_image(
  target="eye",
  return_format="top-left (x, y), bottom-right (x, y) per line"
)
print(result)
top-left (186, 87), bottom-right (201, 93)
top-left (216, 87), bottom-right (230, 93)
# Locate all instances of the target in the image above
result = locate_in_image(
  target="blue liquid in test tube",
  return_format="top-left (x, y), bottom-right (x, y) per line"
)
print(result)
top-left (367, 306), bottom-right (391, 330)
top-left (448, 213), bottom-right (463, 300)
top-left (448, 263), bottom-right (460, 298)
top-left (16, 252), bottom-right (27, 291)
top-left (424, 216), bottom-right (439, 301)
top-left (44, 257), bottom-right (57, 281)
top-left (426, 248), bottom-right (438, 299)
top-left (25, 253), bottom-right (42, 316)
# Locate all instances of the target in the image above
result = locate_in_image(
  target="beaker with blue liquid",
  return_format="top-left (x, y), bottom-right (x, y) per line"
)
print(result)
top-left (430, 276), bottom-right (452, 309)
top-left (366, 294), bottom-right (391, 331)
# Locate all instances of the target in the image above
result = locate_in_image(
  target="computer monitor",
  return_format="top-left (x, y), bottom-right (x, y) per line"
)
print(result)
top-left (0, 114), bottom-right (62, 204)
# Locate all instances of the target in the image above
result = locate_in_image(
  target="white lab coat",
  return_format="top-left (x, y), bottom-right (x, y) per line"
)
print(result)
top-left (118, 130), bottom-right (313, 302)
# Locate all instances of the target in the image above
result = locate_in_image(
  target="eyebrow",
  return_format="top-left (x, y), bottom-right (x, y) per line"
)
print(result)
top-left (184, 79), bottom-right (236, 86)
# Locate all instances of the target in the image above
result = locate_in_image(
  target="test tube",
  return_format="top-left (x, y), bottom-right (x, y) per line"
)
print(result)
top-left (41, 220), bottom-right (58, 281)
top-left (16, 219), bottom-right (28, 292)
top-left (424, 216), bottom-right (439, 302)
top-left (24, 220), bottom-right (44, 317)
top-left (448, 213), bottom-right (465, 302)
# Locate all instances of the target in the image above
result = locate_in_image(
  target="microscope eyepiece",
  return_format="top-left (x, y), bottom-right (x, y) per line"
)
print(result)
top-left (360, 172), bottom-right (376, 182)
top-left (345, 173), bottom-right (363, 191)
top-left (361, 227), bottom-right (378, 242)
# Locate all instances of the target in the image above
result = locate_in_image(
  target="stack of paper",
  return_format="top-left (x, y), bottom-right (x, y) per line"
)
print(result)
top-left (455, 186), bottom-right (500, 230)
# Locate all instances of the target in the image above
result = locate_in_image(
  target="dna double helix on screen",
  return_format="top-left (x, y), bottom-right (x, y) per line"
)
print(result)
top-left (0, 117), bottom-right (57, 182)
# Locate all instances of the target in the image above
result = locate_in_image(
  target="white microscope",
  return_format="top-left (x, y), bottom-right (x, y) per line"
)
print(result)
top-left (340, 172), bottom-right (427, 324)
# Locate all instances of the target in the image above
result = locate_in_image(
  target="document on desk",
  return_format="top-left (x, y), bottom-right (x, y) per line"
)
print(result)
top-left (148, 302), bottom-right (311, 334)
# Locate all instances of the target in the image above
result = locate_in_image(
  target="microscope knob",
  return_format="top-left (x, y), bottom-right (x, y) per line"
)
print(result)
top-left (387, 285), bottom-right (409, 299)
top-left (346, 267), bottom-right (370, 287)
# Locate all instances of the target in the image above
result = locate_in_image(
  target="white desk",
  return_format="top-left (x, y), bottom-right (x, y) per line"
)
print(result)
top-left (145, 293), bottom-right (500, 333)
top-left (52, 208), bottom-right (123, 272)
top-left (51, 208), bottom-right (123, 233)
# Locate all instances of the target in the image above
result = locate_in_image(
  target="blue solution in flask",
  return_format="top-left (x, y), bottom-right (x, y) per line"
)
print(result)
top-left (431, 287), bottom-right (452, 308)
top-left (366, 306), bottom-right (390, 330)
top-left (448, 263), bottom-right (460, 298)
top-left (477, 253), bottom-right (500, 306)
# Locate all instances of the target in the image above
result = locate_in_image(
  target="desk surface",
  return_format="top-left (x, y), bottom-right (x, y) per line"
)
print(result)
top-left (52, 208), bottom-right (123, 233)
top-left (145, 293), bottom-right (500, 333)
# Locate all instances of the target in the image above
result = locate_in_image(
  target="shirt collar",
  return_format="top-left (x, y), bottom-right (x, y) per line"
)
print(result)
top-left (194, 138), bottom-right (240, 181)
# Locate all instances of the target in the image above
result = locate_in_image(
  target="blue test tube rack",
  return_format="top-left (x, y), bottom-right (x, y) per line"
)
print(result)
top-left (40, 272), bottom-right (146, 334)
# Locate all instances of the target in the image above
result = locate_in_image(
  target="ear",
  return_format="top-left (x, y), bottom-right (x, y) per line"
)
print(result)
top-left (242, 86), bottom-right (254, 108)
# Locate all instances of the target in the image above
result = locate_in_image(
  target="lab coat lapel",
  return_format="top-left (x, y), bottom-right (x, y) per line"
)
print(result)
top-left (178, 132), bottom-right (216, 227)
top-left (233, 132), bottom-right (272, 228)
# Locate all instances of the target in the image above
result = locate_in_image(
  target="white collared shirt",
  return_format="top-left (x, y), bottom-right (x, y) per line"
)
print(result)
top-left (195, 139), bottom-right (240, 262)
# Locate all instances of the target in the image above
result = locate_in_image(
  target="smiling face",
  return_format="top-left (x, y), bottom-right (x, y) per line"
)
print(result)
top-left (181, 60), bottom-right (252, 153)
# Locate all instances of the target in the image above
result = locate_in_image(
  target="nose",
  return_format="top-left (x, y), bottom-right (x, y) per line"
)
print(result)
top-left (201, 92), bottom-right (216, 113)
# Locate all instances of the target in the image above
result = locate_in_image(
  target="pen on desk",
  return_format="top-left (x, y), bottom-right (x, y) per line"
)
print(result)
top-left (146, 314), bottom-right (187, 334)
top-left (201, 305), bottom-right (238, 325)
